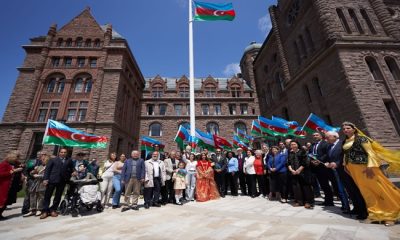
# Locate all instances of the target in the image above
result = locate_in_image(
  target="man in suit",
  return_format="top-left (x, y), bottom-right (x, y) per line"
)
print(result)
top-left (121, 150), bottom-right (145, 212)
top-left (144, 151), bottom-right (166, 209)
top-left (236, 148), bottom-right (247, 196)
top-left (326, 131), bottom-right (368, 219)
top-left (164, 151), bottom-right (179, 203)
top-left (41, 148), bottom-right (74, 219)
top-left (212, 148), bottom-right (227, 197)
top-left (310, 132), bottom-right (336, 206)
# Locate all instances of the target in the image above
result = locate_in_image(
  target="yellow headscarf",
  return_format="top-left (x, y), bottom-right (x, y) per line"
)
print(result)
top-left (356, 127), bottom-right (400, 174)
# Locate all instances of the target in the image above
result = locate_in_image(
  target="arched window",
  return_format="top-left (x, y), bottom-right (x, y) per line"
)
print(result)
top-left (312, 77), bottom-right (323, 96)
top-left (74, 78), bottom-right (84, 93)
top-left (56, 79), bottom-right (65, 93)
top-left (94, 39), bottom-right (101, 48)
top-left (384, 57), bottom-right (400, 81)
top-left (298, 35), bottom-right (307, 59)
top-left (360, 9), bottom-right (377, 35)
top-left (365, 56), bottom-right (384, 81)
top-left (206, 122), bottom-right (219, 135)
top-left (336, 8), bottom-right (352, 34)
top-left (348, 9), bottom-right (364, 34)
top-left (293, 41), bottom-right (301, 65)
top-left (303, 85), bottom-right (312, 103)
top-left (85, 39), bottom-right (92, 47)
top-left (275, 72), bottom-right (285, 92)
top-left (65, 38), bottom-right (72, 47)
top-left (305, 27), bottom-right (315, 52)
top-left (149, 123), bottom-right (162, 137)
top-left (56, 38), bottom-right (63, 47)
top-left (76, 37), bottom-right (83, 47)
top-left (234, 122), bottom-right (247, 134)
top-left (84, 79), bottom-right (93, 93)
top-left (47, 79), bottom-right (56, 93)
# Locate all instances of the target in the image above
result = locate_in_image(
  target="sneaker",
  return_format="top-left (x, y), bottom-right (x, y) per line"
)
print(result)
top-left (23, 211), bottom-right (36, 217)
top-left (35, 211), bottom-right (42, 217)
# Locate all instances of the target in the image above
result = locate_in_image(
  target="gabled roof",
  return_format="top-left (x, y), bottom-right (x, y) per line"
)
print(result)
top-left (56, 7), bottom-right (104, 37)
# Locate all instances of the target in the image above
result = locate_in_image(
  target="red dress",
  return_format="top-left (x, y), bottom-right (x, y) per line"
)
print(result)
top-left (195, 160), bottom-right (220, 202)
top-left (0, 161), bottom-right (13, 208)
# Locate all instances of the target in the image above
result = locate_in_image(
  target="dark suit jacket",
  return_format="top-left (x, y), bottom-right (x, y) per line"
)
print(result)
top-left (328, 141), bottom-right (344, 167)
top-left (121, 158), bottom-right (145, 183)
top-left (211, 154), bottom-right (227, 172)
top-left (44, 157), bottom-right (74, 184)
top-left (311, 140), bottom-right (330, 163)
top-left (236, 153), bottom-right (247, 173)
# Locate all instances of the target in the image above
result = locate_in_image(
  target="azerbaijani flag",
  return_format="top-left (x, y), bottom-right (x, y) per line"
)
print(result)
top-left (303, 113), bottom-right (340, 134)
top-left (272, 116), bottom-right (299, 130)
top-left (195, 129), bottom-right (215, 150)
top-left (141, 136), bottom-right (165, 152)
top-left (258, 116), bottom-right (288, 137)
top-left (193, 1), bottom-right (235, 21)
top-left (251, 120), bottom-right (263, 137)
top-left (290, 127), bottom-right (307, 139)
top-left (174, 125), bottom-right (190, 149)
top-left (213, 134), bottom-right (232, 150)
top-left (43, 120), bottom-right (107, 148)
top-left (232, 135), bottom-right (249, 151)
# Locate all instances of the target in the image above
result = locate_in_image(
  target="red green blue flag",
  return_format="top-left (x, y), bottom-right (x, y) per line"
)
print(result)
top-left (258, 116), bottom-right (289, 137)
top-left (43, 120), bottom-right (107, 148)
top-left (193, 1), bottom-right (235, 21)
top-left (141, 136), bottom-right (165, 152)
top-left (213, 134), bottom-right (233, 151)
top-left (303, 113), bottom-right (340, 134)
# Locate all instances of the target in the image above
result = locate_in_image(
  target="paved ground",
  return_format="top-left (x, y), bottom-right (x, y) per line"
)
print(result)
top-left (1, 196), bottom-right (399, 240)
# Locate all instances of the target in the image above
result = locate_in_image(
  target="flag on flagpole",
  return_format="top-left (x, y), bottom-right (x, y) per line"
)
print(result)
top-left (43, 120), bottom-right (107, 148)
top-left (213, 134), bottom-right (233, 150)
top-left (250, 120), bottom-right (263, 137)
top-left (195, 129), bottom-right (215, 150)
top-left (303, 113), bottom-right (340, 134)
top-left (272, 116), bottom-right (299, 130)
top-left (193, 1), bottom-right (235, 21)
top-left (174, 125), bottom-right (190, 149)
top-left (141, 136), bottom-right (165, 153)
top-left (258, 116), bottom-right (289, 137)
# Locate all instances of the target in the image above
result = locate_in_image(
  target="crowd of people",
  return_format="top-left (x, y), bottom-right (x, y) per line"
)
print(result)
top-left (0, 122), bottom-right (399, 226)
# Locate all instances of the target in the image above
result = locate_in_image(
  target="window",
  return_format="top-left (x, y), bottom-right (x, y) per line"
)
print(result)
top-left (37, 101), bottom-right (50, 122)
top-left (85, 39), bottom-right (92, 47)
top-left (67, 109), bottom-right (77, 121)
top-left (365, 57), bottom-right (384, 80)
top-left (56, 79), bottom-right (65, 93)
top-left (152, 85), bottom-right (163, 98)
top-left (214, 104), bottom-right (221, 115)
top-left (360, 9), bottom-right (377, 35)
top-left (201, 104), bottom-right (209, 115)
top-left (186, 104), bottom-right (190, 115)
top-left (77, 109), bottom-right (87, 121)
top-left (275, 72), bottom-right (285, 93)
top-left (229, 104), bottom-right (236, 115)
top-left (287, 0), bottom-right (300, 26)
top-left (74, 78), bottom-right (84, 93)
top-left (76, 37), bottom-right (83, 47)
top-left (47, 79), bottom-right (56, 93)
top-left (234, 122), bottom-right (247, 134)
top-left (77, 57), bottom-right (85, 67)
top-left (299, 35), bottom-right (307, 59)
top-left (51, 57), bottom-right (60, 67)
top-left (89, 58), bottom-right (97, 68)
top-left (67, 101), bottom-right (88, 122)
top-left (179, 85), bottom-right (189, 97)
top-left (282, 107), bottom-right (290, 120)
top-left (337, 8), bottom-right (352, 34)
top-left (94, 39), bottom-right (101, 48)
top-left (174, 104), bottom-right (182, 116)
top-left (384, 101), bottom-right (400, 136)
top-left (384, 57), bottom-right (400, 81)
top-left (149, 123), bottom-right (162, 137)
top-left (312, 77), bottom-right (323, 96)
top-left (84, 79), bottom-right (93, 93)
top-left (204, 84), bottom-right (216, 97)
top-left (304, 85), bottom-right (312, 103)
top-left (293, 41), bottom-right (301, 65)
top-left (65, 38), bottom-right (72, 47)
top-left (305, 27), bottom-right (315, 52)
top-left (231, 85), bottom-right (241, 97)
top-left (56, 38), bottom-right (63, 47)
top-left (240, 104), bottom-right (248, 115)
top-left (206, 122), bottom-right (219, 135)
top-left (64, 57), bottom-right (72, 67)
top-left (48, 102), bottom-right (59, 120)
top-left (147, 104), bottom-right (155, 115)
top-left (348, 9), bottom-right (364, 34)
top-left (159, 104), bottom-right (167, 115)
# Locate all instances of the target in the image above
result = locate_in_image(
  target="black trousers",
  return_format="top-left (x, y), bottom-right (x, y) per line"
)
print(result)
top-left (160, 185), bottom-right (168, 203)
top-left (286, 173), bottom-right (294, 199)
top-left (255, 175), bottom-right (267, 196)
top-left (144, 177), bottom-right (161, 205)
top-left (246, 174), bottom-right (256, 196)
top-left (43, 181), bottom-right (67, 213)
top-left (225, 172), bottom-right (238, 196)
top-left (165, 179), bottom-right (175, 203)
top-left (22, 179), bottom-right (34, 213)
top-left (270, 172), bottom-right (287, 198)
top-left (214, 171), bottom-right (226, 196)
top-left (314, 166), bottom-right (335, 204)
top-left (292, 175), bottom-right (314, 205)
top-left (337, 167), bottom-right (367, 217)
top-left (238, 171), bottom-right (247, 195)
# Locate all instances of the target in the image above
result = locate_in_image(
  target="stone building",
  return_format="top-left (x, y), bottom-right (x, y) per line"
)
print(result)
top-left (140, 72), bottom-right (260, 151)
top-left (0, 8), bottom-right (145, 160)
top-left (253, 0), bottom-right (400, 147)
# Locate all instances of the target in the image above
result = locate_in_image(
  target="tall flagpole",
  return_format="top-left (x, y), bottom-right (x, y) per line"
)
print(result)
top-left (189, 0), bottom-right (196, 139)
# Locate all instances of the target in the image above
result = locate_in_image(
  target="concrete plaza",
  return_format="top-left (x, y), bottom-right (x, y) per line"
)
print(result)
top-left (0, 196), bottom-right (399, 240)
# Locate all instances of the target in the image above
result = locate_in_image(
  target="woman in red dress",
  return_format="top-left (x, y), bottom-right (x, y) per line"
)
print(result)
top-left (195, 153), bottom-right (220, 202)
top-left (0, 150), bottom-right (23, 220)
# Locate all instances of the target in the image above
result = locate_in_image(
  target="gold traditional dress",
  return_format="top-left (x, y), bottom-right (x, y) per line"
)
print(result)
top-left (343, 135), bottom-right (400, 222)
top-left (195, 160), bottom-right (220, 202)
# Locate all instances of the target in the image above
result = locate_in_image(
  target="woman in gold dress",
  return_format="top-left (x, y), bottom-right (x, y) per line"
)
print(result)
top-left (195, 153), bottom-right (220, 202)
top-left (342, 122), bottom-right (400, 226)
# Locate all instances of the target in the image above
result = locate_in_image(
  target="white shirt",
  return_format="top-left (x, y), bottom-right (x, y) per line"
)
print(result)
top-left (152, 160), bottom-right (160, 177)
top-left (244, 156), bottom-right (256, 175)
top-left (185, 160), bottom-right (198, 172)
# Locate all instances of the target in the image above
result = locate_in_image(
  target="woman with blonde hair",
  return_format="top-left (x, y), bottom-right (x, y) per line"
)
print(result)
top-left (342, 122), bottom-right (400, 226)
top-left (100, 152), bottom-right (117, 208)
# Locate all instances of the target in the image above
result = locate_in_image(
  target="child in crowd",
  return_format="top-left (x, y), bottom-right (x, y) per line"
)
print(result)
top-left (172, 162), bottom-right (187, 205)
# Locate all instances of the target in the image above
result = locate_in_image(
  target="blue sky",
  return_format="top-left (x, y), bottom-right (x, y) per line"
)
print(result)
top-left (0, 0), bottom-right (276, 119)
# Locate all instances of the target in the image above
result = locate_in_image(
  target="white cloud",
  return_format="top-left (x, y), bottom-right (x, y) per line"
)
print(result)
top-left (223, 63), bottom-right (241, 77)
top-left (258, 13), bottom-right (272, 36)
top-left (175, 0), bottom-right (187, 8)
